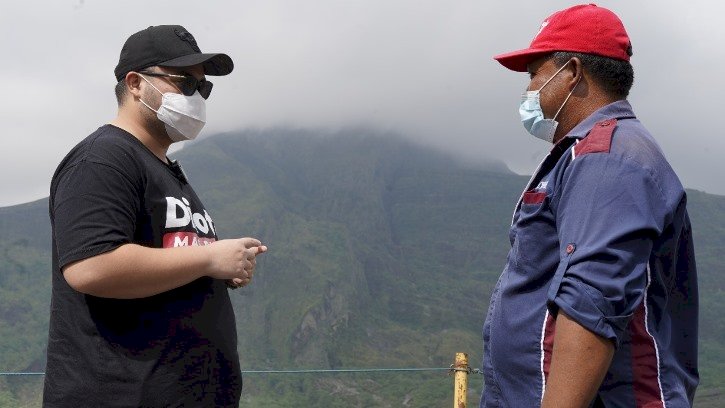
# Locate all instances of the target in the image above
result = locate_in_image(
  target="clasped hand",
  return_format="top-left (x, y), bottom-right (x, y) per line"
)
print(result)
top-left (206, 237), bottom-right (267, 288)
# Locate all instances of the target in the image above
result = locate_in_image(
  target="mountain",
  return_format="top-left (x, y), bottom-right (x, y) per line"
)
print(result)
top-left (0, 128), bottom-right (722, 407)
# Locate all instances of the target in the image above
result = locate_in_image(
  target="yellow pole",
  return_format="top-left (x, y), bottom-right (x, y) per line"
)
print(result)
top-left (453, 352), bottom-right (469, 408)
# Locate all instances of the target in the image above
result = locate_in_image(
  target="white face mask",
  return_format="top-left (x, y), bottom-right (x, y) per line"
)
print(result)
top-left (519, 60), bottom-right (578, 143)
top-left (139, 74), bottom-right (207, 142)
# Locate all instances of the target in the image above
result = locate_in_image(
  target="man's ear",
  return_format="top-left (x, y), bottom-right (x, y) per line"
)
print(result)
top-left (125, 71), bottom-right (143, 98)
top-left (567, 57), bottom-right (584, 90)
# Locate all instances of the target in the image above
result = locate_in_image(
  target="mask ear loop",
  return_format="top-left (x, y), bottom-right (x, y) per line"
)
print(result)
top-left (537, 59), bottom-right (571, 92)
top-left (138, 73), bottom-right (163, 114)
top-left (552, 70), bottom-right (582, 122)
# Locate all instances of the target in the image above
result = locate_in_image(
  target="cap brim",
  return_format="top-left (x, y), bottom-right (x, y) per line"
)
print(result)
top-left (493, 48), bottom-right (554, 72)
top-left (158, 53), bottom-right (234, 76)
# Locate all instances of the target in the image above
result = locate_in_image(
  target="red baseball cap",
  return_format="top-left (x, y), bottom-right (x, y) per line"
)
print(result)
top-left (494, 4), bottom-right (632, 72)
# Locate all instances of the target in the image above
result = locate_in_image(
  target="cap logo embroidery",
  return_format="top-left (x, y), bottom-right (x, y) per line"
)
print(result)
top-left (535, 21), bottom-right (549, 38)
top-left (174, 28), bottom-right (201, 52)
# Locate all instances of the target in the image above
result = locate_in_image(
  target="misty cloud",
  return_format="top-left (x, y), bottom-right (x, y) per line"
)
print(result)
top-left (0, 0), bottom-right (721, 206)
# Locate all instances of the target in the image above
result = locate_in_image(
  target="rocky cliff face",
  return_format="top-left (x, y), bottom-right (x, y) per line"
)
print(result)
top-left (291, 281), bottom-right (350, 365)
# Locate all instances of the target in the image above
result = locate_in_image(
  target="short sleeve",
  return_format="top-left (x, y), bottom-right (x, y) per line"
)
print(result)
top-left (548, 154), bottom-right (666, 346)
top-left (52, 161), bottom-right (141, 269)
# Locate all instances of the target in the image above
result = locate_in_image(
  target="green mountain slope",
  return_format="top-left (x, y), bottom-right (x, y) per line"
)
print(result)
top-left (0, 128), bottom-right (722, 407)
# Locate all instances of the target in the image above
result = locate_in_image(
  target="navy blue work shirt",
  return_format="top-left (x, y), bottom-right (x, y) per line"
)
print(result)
top-left (480, 100), bottom-right (698, 407)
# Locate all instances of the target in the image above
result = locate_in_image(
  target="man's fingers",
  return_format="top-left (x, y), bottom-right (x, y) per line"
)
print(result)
top-left (252, 245), bottom-right (268, 255)
top-left (234, 277), bottom-right (252, 284)
top-left (240, 238), bottom-right (262, 248)
top-left (246, 245), bottom-right (268, 257)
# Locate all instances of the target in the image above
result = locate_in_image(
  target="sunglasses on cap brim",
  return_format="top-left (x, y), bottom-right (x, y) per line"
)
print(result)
top-left (138, 71), bottom-right (214, 99)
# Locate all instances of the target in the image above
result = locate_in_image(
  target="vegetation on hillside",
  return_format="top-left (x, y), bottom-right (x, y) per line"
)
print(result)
top-left (0, 129), bottom-right (722, 406)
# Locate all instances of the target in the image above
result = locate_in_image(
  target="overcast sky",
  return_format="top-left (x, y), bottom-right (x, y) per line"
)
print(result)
top-left (1, 0), bottom-right (721, 207)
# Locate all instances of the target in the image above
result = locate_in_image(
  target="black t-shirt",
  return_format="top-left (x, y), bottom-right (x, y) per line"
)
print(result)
top-left (43, 125), bottom-right (242, 407)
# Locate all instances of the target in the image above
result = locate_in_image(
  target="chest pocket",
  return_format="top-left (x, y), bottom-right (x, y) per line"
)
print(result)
top-left (512, 189), bottom-right (558, 269)
top-left (522, 190), bottom-right (547, 205)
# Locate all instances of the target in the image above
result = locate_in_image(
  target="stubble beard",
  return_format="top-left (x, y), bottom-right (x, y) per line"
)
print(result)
top-left (140, 86), bottom-right (173, 144)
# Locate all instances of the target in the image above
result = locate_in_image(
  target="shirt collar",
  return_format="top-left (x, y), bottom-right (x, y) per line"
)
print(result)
top-left (565, 100), bottom-right (637, 140)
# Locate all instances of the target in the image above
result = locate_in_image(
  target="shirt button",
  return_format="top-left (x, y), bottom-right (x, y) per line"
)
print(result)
top-left (565, 244), bottom-right (576, 254)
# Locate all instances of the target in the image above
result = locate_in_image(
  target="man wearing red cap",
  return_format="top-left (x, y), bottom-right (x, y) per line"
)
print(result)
top-left (44, 26), bottom-right (266, 407)
top-left (481, 4), bottom-right (698, 407)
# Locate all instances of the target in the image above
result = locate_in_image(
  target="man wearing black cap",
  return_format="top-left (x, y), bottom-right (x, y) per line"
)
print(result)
top-left (44, 25), bottom-right (266, 407)
top-left (480, 4), bottom-right (698, 407)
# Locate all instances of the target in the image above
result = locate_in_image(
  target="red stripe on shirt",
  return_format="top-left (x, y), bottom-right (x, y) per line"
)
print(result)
top-left (630, 301), bottom-right (664, 408)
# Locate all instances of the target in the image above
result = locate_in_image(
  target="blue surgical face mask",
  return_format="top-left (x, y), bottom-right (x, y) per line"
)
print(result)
top-left (519, 60), bottom-right (578, 143)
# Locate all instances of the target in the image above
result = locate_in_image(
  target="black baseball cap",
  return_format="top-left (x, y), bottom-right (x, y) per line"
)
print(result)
top-left (114, 25), bottom-right (233, 82)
